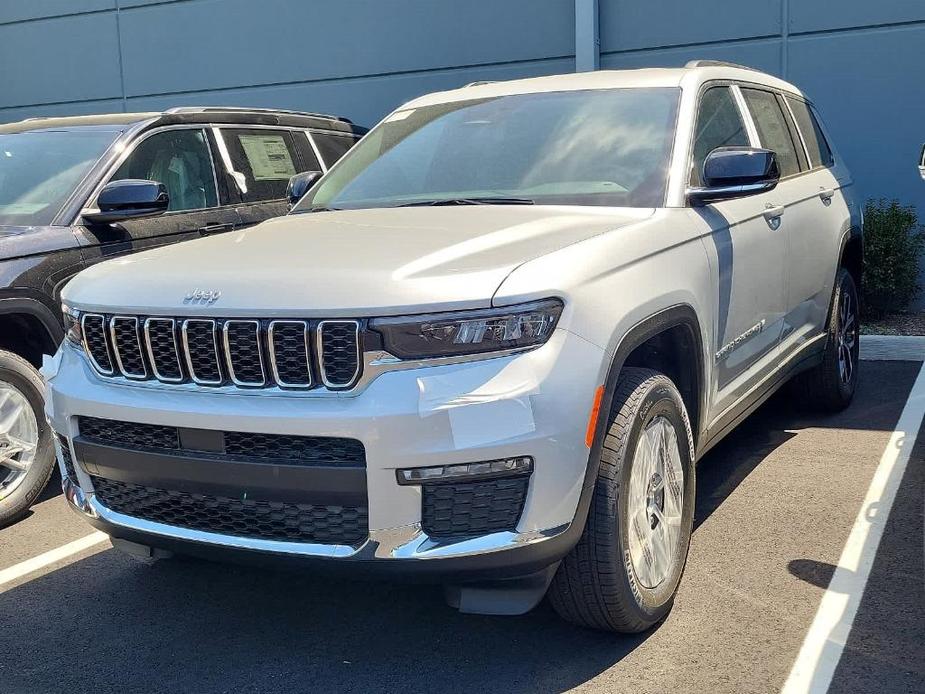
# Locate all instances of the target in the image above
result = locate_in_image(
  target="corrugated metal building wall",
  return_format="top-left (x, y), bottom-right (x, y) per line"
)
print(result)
top-left (2, 0), bottom-right (923, 301)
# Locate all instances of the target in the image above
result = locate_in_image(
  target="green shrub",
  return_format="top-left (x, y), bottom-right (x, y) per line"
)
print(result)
top-left (861, 199), bottom-right (925, 317)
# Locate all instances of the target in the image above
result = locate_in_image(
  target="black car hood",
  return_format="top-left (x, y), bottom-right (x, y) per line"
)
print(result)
top-left (0, 225), bottom-right (77, 260)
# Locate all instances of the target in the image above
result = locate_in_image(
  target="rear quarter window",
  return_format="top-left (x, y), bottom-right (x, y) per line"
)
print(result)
top-left (786, 97), bottom-right (835, 169)
top-left (311, 131), bottom-right (360, 168)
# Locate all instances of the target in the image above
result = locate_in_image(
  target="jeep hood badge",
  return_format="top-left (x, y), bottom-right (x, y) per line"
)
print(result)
top-left (184, 289), bottom-right (221, 304)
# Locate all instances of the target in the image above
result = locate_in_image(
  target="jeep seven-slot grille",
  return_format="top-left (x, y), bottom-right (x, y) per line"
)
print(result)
top-left (81, 315), bottom-right (361, 390)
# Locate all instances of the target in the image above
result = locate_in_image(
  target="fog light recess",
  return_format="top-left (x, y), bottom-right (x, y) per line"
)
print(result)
top-left (396, 456), bottom-right (533, 485)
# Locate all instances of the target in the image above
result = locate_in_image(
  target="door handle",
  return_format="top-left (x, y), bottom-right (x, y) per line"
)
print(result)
top-left (763, 204), bottom-right (785, 222)
top-left (199, 223), bottom-right (233, 236)
top-left (819, 188), bottom-right (835, 204)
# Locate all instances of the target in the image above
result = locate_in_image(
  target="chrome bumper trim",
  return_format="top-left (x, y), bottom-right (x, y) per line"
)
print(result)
top-left (62, 475), bottom-right (570, 562)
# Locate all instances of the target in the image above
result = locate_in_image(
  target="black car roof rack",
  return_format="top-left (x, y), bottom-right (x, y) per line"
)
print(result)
top-left (163, 106), bottom-right (353, 124)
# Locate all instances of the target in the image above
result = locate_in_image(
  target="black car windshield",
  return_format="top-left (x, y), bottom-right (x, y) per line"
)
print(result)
top-left (296, 87), bottom-right (680, 212)
top-left (0, 129), bottom-right (119, 226)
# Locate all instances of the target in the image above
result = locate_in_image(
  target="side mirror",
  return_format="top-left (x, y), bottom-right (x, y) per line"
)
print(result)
top-left (687, 147), bottom-right (780, 205)
top-left (919, 144), bottom-right (925, 181)
top-left (286, 171), bottom-right (322, 209)
top-left (83, 179), bottom-right (169, 225)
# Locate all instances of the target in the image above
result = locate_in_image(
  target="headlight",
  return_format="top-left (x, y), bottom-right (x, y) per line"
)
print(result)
top-left (62, 305), bottom-right (83, 347)
top-left (369, 299), bottom-right (563, 359)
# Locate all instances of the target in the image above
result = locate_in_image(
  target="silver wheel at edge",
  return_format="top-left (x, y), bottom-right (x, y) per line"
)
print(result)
top-left (627, 415), bottom-right (684, 589)
top-left (0, 382), bottom-right (40, 500)
top-left (837, 286), bottom-right (857, 387)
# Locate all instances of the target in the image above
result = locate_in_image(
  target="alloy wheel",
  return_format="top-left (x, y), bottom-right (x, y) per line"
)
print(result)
top-left (627, 415), bottom-right (684, 589)
top-left (0, 383), bottom-right (39, 498)
top-left (837, 286), bottom-right (858, 387)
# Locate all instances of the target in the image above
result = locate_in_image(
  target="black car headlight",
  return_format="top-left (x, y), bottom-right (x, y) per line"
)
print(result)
top-left (370, 299), bottom-right (563, 359)
top-left (62, 305), bottom-right (83, 347)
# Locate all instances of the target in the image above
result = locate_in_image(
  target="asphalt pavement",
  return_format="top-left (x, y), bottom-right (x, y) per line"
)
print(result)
top-left (0, 360), bottom-right (922, 694)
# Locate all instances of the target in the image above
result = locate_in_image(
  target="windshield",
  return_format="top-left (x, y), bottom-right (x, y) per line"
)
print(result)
top-left (0, 129), bottom-right (119, 226)
top-left (297, 87), bottom-right (680, 212)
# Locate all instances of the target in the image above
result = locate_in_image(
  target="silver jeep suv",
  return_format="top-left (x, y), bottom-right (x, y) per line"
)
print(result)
top-left (46, 62), bottom-right (861, 632)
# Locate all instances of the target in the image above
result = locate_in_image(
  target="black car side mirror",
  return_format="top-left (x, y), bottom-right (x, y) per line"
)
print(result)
top-left (83, 179), bottom-right (169, 225)
top-left (687, 147), bottom-right (780, 205)
top-left (287, 171), bottom-right (323, 209)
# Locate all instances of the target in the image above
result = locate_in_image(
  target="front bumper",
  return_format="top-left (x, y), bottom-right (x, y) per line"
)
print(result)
top-left (47, 328), bottom-right (605, 578)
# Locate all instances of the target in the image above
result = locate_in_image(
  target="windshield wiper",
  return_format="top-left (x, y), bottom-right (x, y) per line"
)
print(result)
top-left (397, 197), bottom-right (535, 207)
top-left (295, 206), bottom-right (341, 214)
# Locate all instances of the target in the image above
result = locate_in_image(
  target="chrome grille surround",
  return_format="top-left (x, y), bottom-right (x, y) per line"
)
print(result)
top-left (143, 318), bottom-right (184, 383)
top-left (223, 320), bottom-right (266, 387)
top-left (317, 320), bottom-right (361, 389)
top-left (78, 314), bottom-right (363, 392)
top-left (267, 320), bottom-right (312, 388)
top-left (81, 313), bottom-right (113, 375)
top-left (182, 319), bottom-right (223, 385)
top-left (109, 316), bottom-right (148, 379)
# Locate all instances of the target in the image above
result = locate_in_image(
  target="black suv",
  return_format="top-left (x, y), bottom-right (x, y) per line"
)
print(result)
top-left (0, 107), bottom-right (366, 524)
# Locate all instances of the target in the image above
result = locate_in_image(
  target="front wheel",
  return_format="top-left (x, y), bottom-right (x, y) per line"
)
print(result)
top-left (548, 368), bottom-right (696, 632)
top-left (0, 350), bottom-right (55, 527)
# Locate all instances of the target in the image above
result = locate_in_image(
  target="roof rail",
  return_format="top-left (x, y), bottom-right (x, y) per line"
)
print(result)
top-left (463, 81), bottom-right (495, 88)
top-left (163, 106), bottom-right (353, 124)
top-left (685, 60), bottom-right (761, 72)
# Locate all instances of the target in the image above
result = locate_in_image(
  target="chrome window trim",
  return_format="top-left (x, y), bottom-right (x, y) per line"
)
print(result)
top-left (223, 319), bottom-right (266, 387)
top-left (267, 320), bottom-right (312, 389)
top-left (143, 318), bottom-right (184, 383)
top-left (730, 84), bottom-right (761, 147)
top-left (81, 313), bottom-right (114, 375)
top-left (181, 319), bottom-right (224, 385)
top-left (77, 124), bottom-right (222, 224)
top-left (109, 316), bottom-right (148, 380)
top-left (303, 131), bottom-right (328, 172)
top-left (782, 94), bottom-right (813, 170)
top-left (316, 320), bottom-right (361, 389)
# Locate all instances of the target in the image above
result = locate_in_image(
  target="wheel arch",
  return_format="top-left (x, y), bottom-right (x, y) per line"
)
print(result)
top-left (0, 296), bottom-right (63, 367)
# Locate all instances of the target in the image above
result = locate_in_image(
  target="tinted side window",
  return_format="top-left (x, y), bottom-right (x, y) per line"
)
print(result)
top-left (111, 128), bottom-right (217, 212)
top-left (690, 87), bottom-right (750, 186)
top-left (219, 129), bottom-right (301, 202)
top-left (312, 132), bottom-right (358, 168)
top-left (741, 88), bottom-right (800, 177)
top-left (786, 97), bottom-right (834, 168)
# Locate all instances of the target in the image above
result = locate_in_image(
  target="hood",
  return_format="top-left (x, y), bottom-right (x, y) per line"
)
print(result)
top-left (0, 225), bottom-right (75, 260)
top-left (64, 206), bottom-right (653, 316)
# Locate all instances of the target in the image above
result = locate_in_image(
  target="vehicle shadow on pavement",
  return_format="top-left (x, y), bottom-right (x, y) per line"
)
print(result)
top-left (786, 427), bottom-right (925, 693)
top-left (0, 549), bottom-right (655, 693)
top-left (695, 360), bottom-right (923, 530)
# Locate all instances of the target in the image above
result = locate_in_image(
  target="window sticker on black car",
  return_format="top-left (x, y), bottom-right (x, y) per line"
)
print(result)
top-left (238, 134), bottom-right (296, 181)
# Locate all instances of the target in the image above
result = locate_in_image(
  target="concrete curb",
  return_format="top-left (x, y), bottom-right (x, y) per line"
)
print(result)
top-left (860, 335), bottom-right (925, 361)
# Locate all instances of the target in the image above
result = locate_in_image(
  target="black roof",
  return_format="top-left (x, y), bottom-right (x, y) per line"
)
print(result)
top-left (0, 107), bottom-right (366, 135)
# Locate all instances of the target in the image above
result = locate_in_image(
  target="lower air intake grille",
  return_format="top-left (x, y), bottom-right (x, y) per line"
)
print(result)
top-left (92, 477), bottom-right (369, 545)
top-left (79, 416), bottom-right (179, 450)
top-left (421, 477), bottom-right (529, 539)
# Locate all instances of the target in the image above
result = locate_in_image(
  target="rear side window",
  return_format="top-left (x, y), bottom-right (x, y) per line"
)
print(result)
top-left (690, 87), bottom-right (750, 186)
top-left (219, 128), bottom-right (301, 202)
top-left (786, 97), bottom-right (834, 168)
top-left (311, 131), bottom-right (359, 168)
top-left (740, 88), bottom-right (801, 178)
top-left (111, 128), bottom-right (218, 212)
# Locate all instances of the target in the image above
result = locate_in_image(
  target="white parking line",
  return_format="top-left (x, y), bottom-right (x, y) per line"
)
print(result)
top-left (782, 360), bottom-right (925, 694)
top-left (0, 531), bottom-right (109, 590)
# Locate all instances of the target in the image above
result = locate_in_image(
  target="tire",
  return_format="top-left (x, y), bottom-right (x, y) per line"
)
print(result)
top-left (793, 268), bottom-right (860, 412)
top-left (0, 350), bottom-right (55, 527)
top-left (548, 367), bottom-right (696, 633)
